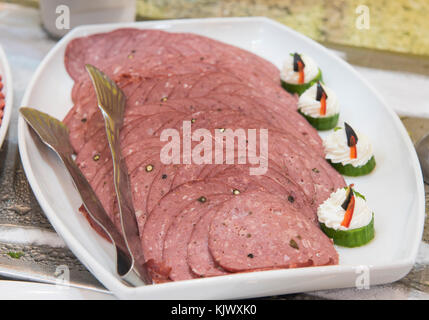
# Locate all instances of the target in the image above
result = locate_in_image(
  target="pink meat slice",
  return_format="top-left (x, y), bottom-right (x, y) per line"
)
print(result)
top-left (167, 110), bottom-right (343, 206)
top-left (75, 111), bottom-right (180, 184)
top-left (160, 159), bottom-right (322, 280)
top-left (81, 106), bottom-right (342, 228)
top-left (187, 203), bottom-right (230, 278)
top-left (190, 110), bottom-right (343, 205)
top-left (141, 179), bottom-right (262, 269)
top-left (208, 191), bottom-right (339, 272)
top-left (78, 105), bottom-right (343, 235)
top-left (64, 30), bottom-right (320, 154)
top-left (90, 148), bottom-right (163, 230)
top-left (65, 36), bottom-right (285, 126)
top-left (187, 164), bottom-right (332, 278)
top-left (66, 71), bottom-right (318, 154)
top-left (185, 163), bottom-right (319, 278)
top-left (65, 29), bottom-right (279, 83)
top-left (76, 97), bottom-right (330, 203)
top-left (203, 164), bottom-right (316, 222)
top-left (65, 29), bottom-right (169, 81)
top-left (163, 193), bottom-right (232, 281)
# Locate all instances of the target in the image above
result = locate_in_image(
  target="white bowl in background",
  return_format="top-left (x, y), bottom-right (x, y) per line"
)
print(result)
top-left (0, 44), bottom-right (13, 150)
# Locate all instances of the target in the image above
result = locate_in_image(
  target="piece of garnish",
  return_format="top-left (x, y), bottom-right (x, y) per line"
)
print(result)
top-left (293, 53), bottom-right (305, 84)
top-left (160, 97), bottom-right (168, 102)
top-left (341, 184), bottom-right (356, 228)
top-left (7, 251), bottom-right (24, 259)
top-left (93, 154), bottom-right (100, 161)
top-left (341, 195), bottom-right (355, 228)
top-left (197, 196), bottom-right (207, 203)
top-left (247, 253), bottom-right (254, 258)
top-left (145, 164), bottom-right (154, 172)
top-left (316, 82), bottom-right (328, 116)
top-left (353, 190), bottom-right (366, 200)
top-left (344, 122), bottom-right (358, 159)
top-left (232, 189), bottom-right (240, 195)
top-left (341, 184), bottom-right (355, 210)
top-left (343, 186), bottom-right (365, 200)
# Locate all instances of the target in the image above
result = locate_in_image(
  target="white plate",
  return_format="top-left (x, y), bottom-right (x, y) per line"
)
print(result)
top-left (0, 281), bottom-right (114, 300)
top-left (0, 44), bottom-right (13, 149)
top-left (18, 17), bottom-right (425, 299)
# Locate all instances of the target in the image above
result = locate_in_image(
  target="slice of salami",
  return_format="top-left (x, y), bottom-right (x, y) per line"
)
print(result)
top-left (187, 202), bottom-right (230, 278)
top-left (208, 191), bottom-right (339, 272)
top-left (141, 181), bottom-right (233, 267)
top-left (163, 194), bottom-right (232, 281)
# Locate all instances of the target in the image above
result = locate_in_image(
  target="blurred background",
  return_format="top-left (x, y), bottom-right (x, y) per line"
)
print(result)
top-left (1, 0), bottom-right (429, 57)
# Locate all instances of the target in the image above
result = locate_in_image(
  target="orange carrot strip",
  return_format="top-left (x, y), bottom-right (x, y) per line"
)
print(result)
top-left (341, 195), bottom-right (355, 228)
top-left (319, 93), bottom-right (327, 116)
top-left (298, 61), bottom-right (305, 84)
top-left (349, 136), bottom-right (357, 159)
top-left (350, 145), bottom-right (357, 159)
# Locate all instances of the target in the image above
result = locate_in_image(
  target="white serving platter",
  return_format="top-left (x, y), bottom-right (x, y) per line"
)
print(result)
top-left (18, 17), bottom-right (425, 299)
top-left (0, 44), bottom-right (13, 149)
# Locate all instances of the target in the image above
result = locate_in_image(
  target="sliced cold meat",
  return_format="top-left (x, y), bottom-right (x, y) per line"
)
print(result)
top-left (208, 191), bottom-right (339, 272)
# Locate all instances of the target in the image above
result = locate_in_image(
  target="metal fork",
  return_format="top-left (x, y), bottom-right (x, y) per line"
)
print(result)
top-left (19, 108), bottom-right (146, 286)
top-left (86, 64), bottom-right (151, 285)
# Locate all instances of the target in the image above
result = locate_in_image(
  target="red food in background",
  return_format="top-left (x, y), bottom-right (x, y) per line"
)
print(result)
top-left (0, 74), bottom-right (4, 126)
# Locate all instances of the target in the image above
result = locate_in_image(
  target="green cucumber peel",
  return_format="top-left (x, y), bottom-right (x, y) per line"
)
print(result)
top-left (320, 214), bottom-right (375, 248)
top-left (298, 110), bottom-right (339, 131)
top-left (281, 69), bottom-right (323, 96)
top-left (328, 156), bottom-right (376, 177)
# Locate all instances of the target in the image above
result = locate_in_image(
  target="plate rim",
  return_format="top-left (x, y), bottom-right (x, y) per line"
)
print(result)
top-left (0, 280), bottom-right (114, 300)
top-left (17, 16), bottom-right (425, 298)
top-left (0, 44), bottom-right (13, 149)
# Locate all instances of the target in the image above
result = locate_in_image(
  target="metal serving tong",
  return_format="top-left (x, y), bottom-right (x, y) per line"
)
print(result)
top-left (85, 64), bottom-right (151, 285)
top-left (19, 108), bottom-right (149, 286)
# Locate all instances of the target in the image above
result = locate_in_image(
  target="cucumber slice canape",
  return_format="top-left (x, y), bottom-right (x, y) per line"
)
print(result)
top-left (324, 123), bottom-right (375, 176)
top-left (281, 69), bottom-right (323, 96)
top-left (320, 214), bottom-right (375, 247)
top-left (318, 185), bottom-right (375, 247)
